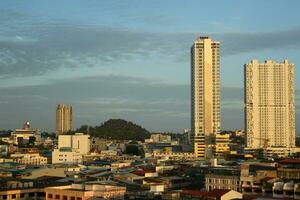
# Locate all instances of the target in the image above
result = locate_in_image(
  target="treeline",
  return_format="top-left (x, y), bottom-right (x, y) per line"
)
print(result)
top-left (76, 119), bottom-right (150, 141)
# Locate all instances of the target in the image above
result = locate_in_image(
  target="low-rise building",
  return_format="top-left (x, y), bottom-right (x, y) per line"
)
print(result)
top-left (45, 181), bottom-right (126, 200)
top-left (215, 133), bottom-right (230, 158)
top-left (206, 174), bottom-right (240, 192)
top-left (10, 153), bottom-right (48, 166)
top-left (277, 158), bottom-right (300, 180)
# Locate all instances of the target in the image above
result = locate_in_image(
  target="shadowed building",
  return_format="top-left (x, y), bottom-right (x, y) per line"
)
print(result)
top-left (191, 36), bottom-right (221, 158)
top-left (56, 104), bottom-right (72, 136)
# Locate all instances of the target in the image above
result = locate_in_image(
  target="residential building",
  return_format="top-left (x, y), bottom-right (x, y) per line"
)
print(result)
top-left (56, 104), bottom-right (72, 135)
top-left (245, 60), bottom-right (295, 150)
top-left (191, 36), bottom-right (220, 158)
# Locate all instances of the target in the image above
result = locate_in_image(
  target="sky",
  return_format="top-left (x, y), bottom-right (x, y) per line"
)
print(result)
top-left (0, 0), bottom-right (299, 133)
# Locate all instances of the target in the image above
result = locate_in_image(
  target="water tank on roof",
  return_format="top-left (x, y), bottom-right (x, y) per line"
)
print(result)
top-left (273, 182), bottom-right (284, 194)
top-left (283, 182), bottom-right (294, 196)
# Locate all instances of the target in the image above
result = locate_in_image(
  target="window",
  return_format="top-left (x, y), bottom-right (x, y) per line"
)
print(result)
top-left (48, 194), bottom-right (53, 198)
top-left (55, 195), bottom-right (60, 199)
top-left (70, 197), bottom-right (75, 200)
top-left (29, 193), bottom-right (35, 197)
top-left (20, 194), bottom-right (25, 198)
top-left (77, 198), bottom-right (82, 200)
top-left (2, 195), bottom-right (7, 200)
top-left (63, 196), bottom-right (68, 200)
top-left (11, 194), bottom-right (16, 199)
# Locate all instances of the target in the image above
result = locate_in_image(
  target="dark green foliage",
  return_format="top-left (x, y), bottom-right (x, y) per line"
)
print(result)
top-left (76, 119), bottom-right (150, 141)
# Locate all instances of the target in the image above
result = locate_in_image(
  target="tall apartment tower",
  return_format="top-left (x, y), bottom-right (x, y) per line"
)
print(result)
top-left (245, 60), bottom-right (295, 149)
top-left (56, 104), bottom-right (73, 136)
top-left (191, 36), bottom-right (221, 158)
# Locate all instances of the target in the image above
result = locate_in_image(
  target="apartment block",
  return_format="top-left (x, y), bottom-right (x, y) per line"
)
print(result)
top-left (191, 36), bottom-right (220, 158)
top-left (245, 60), bottom-right (295, 149)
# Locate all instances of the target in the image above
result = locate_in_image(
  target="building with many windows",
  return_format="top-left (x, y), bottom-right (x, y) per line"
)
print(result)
top-left (191, 36), bottom-right (220, 158)
top-left (56, 104), bottom-right (73, 136)
top-left (245, 60), bottom-right (295, 150)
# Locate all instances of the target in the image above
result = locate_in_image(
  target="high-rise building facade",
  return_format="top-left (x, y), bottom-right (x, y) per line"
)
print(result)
top-left (56, 104), bottom-right (72, 135)
top-left (245, 60), bottom-right (295, 149)
top-left (191, 36), bottom-right (221, 158)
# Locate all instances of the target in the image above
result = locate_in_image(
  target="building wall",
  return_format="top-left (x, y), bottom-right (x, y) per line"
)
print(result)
top-left (191, 36), bottom-right (220, 158)
top-left (11, 153), bottom-right (48, 165)
top-left (206, 175), bottom-right (240, 192)
top-left (215, 133), bottom-right (230, 158)
top-left (245, 60), bottom-right (295, 149)
top-left (52, 149), bottom-right (82, 164)
top-left (58, 134), bottom-right (90, 155)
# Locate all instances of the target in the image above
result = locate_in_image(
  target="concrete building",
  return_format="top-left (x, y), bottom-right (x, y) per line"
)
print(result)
top-left (191, 36), bottom-right (221, 158)
top-left (215, 133), bottom-right (230, 158)
top-left (10, 153), bottom-right (48, 166)
top-left (56, 104), bottom-right (72, 135)
top-left (52, 133), bottom-right (90, 164)
top-left (11, 121), bottom-right (41, 146)
top-left (45, 182), bottom-right (126, 200)
top-left (245, 60), bottom-right (295, 150)
top-left (206, 174), bottom-right (240, 192)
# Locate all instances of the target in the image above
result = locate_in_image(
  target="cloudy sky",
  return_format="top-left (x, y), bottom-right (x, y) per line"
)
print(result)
top-left (0, 0), bottom-right (299, 133)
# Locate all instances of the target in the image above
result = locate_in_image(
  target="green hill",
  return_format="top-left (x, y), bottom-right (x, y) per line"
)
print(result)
top-left (76, 119), bottom-right (150, 141)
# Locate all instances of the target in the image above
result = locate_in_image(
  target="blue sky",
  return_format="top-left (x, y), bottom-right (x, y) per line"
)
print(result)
top-left (0, 0), bottom-right (299, 133)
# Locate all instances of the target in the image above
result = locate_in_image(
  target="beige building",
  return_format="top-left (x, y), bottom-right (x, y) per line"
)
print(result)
top-left (45, 182), bottom-right (126, 200)
top-left (56, 104), bottom-right (72, 135)
top-left (245, 60), bottom-right (295, 149)
top-left (10, 153), bottom-right (48, 166)
top-left (206, 174), bottom-right (240, 192)
top-left (191, 36), bottom-right (220, 158)
top-left (52, 133), bottom-right (90, 164)
top-left (215, 133), bottom-right (230, 158)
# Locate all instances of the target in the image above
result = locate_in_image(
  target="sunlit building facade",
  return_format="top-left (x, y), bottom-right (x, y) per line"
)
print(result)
top-left (191, 36), bottom-right (221, 158)
top-left (245, 60), bottom-right (295, 149)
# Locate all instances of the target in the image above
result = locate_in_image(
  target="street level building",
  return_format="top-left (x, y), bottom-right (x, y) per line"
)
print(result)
top-left (191, 36), bottom-right (221, 158)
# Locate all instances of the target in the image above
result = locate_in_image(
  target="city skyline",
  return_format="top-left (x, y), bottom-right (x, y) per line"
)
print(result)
top-left (0, 0), bottom-right (299, 133)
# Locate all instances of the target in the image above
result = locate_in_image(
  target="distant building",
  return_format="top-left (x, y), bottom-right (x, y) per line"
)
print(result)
top-left (11, 121), bottom-right (41, 146)
top-left (191, 36), bottom-right (221, 158)
top-left (10, 153), bottom-right (48, 166)
top-left (56, 104), bottom-right (72, 136)
top-left (215, 133), bottom-right (230, 158)
top-left (52, 133), bottom-right (90, 164)
top-left (245, 60), bottom-right (295, 149)
top-left (206, 174), bottom-right (240, 192)
top-left (145, 134), bottom-right (172, 143)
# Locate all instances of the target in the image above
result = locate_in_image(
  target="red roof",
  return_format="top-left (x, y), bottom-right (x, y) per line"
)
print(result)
top-left (204, 189), bottom-right (231, 198)
top-left (181, 190), bottom-right (207, 197)
top-left (279, 158), bottom-right (300, 164)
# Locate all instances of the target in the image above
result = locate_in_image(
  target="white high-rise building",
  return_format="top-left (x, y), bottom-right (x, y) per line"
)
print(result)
top-left (191, 36), bottom-right (221, 158)
top-left (245, 60), bottom-right (295, 149)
